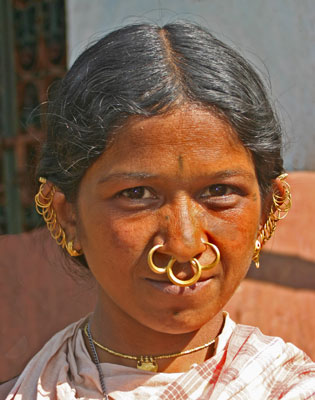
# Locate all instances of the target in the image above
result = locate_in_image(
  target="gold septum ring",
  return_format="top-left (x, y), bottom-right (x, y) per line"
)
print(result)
top-left (147, 242), bottom-right (220, 287)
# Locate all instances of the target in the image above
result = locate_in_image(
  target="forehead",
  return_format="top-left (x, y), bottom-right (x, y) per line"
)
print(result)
top-left (109, 106), bottom-right (251, 157)
top-left (115, 107), bottom-right (238, 147)
top-left (88, 106), bottom-right (255, 178)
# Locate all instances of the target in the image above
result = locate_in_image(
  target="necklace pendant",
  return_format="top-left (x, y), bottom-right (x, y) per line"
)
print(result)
top-left (137, 356), bottom-right (158, 372)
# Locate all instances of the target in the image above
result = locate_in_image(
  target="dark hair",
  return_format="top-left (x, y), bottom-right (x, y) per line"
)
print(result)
top-left (38, 22), bottom-right (283, 201)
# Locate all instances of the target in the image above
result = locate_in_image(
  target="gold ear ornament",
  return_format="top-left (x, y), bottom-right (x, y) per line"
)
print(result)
top-left (35, 177), bottom-right (83, 256)
top-left (35, 177), bottom-right (67, 249)
top-left (66, 240), bottom-right (83, 257)
top-left (252, 173), bottom-right (292, 268)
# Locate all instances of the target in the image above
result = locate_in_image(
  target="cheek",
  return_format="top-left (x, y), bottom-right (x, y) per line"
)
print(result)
top-left (77, 206), bottom-right (158, 265)
top-left (106, 214), bottom-right (159, 251)
top-left (207, 206), bottom-right (260, 268)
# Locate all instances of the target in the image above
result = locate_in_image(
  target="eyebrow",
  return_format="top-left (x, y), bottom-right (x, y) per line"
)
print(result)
top-left (98, 172), bottom-right (157, 184)
top-left (98, 169), bottom-right (255, 184)
top-left (209, 169), bottom-right (255, 180)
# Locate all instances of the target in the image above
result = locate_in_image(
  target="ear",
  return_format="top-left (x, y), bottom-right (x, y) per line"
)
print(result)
top-left (259, 177), bottom-right (286, 227)
top-left (259, 190), bottom-right (272, 228)
top-left (52, 190), bottom-right (81, 251)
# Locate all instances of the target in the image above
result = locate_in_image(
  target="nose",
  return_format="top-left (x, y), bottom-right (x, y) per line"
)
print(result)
top-left (157, 196), bottom-right (206, 263)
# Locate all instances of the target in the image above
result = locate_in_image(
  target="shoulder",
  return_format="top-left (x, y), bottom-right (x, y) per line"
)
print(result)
top-left (230, 321), bottom-right (314, 363)
top-left (5, 317), bottom-right (89, 399)
top-left (224, 320), bottom-right (315, 397)
top-left (0, 377), bottom-right (19, 399)
top-left (21, 316), bottom-right (87, 367)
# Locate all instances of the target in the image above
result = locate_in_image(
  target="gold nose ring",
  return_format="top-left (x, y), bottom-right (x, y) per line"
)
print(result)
top-left (147, 244), bottom-right (175, 274)
top-left (147, 244), bottom-right (201, 287)
top-left (199, 241), bottom-right (220, 270)
top-left (147, 242), bottom-right (220, 287)
top-left (167, 258), bottom-right (202, 287)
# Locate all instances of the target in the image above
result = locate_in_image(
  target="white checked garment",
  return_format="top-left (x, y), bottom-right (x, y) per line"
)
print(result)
top-left (5, 315), bottom-right (315, 399)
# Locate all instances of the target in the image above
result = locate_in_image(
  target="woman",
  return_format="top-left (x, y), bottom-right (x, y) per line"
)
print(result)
top-left (4, 22), bottom-right (315, 399)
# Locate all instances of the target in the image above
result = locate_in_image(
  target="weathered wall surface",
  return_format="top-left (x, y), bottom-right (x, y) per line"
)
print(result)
top-left (66, 0), bottom-right (315, 171)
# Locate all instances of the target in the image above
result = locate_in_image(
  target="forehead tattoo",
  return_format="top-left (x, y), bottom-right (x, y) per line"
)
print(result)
top-left (178, 154), bottom-right (184, 172)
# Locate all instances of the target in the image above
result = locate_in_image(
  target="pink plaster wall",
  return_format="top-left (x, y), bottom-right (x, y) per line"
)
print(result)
top-left (1, 172), bottom-right (314, 382)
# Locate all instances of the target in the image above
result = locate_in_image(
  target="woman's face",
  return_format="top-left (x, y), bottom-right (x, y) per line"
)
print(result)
top-left (74, 106), bottom-right (264, 334)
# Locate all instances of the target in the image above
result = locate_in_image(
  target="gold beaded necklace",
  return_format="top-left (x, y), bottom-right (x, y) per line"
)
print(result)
top-left (83, 323), bottom-right (216, 372)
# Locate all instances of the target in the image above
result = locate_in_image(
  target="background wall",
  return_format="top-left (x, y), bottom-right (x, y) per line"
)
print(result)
top-left (66, 0), bottom-right (315, 171)
top-left (1, 1), bottom-right (315, 382)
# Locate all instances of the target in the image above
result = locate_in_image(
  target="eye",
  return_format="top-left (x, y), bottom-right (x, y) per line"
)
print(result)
top-left (117, 186), bottom-right (154, 200)
top-left (200, 184), bottom-right (235, 198)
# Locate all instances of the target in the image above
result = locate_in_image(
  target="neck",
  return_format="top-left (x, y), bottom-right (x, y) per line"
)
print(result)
top-left (85, 288), bottom-right (225, 373)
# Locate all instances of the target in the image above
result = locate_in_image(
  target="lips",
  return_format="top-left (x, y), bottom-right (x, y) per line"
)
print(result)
top-left (145, 274), bottom-right (212, 283)
top-left (144, 276), bottom-right (214, 295)
top-left (145, 264), bottom-right (216, 283)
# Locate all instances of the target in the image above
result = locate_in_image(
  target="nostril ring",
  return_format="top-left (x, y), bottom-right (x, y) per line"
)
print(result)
top-left (147, 244), bottom-right (176, 274)
top-left (166, 258), bottom-right (202, 287)
top-left (147, 243), bottom-right (202, 286)
top-left (199, 241), bottom-right (220, 270)
top-left (147, 242), bottom-right (220, 287)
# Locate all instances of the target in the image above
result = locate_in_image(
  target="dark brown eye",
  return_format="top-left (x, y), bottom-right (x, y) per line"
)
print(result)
top-left (209, 185), bottom-right (229, 196)
top-left (201, 185), bottom-right (231, 198)
top-left (118, 186), bottom-right (152, 200)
